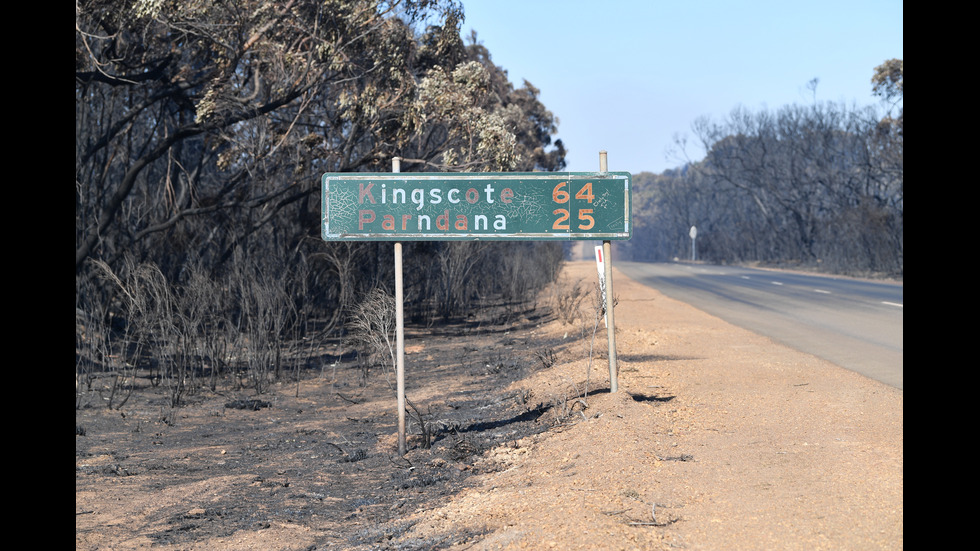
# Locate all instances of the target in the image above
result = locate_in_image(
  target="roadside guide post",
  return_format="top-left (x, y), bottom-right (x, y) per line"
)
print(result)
top-left (690, 225), bottom-right (697, 262)
top-left (594, 243), bottom-right (605, 311)
top-left (321, 156), bottom-right (631, 454)
top-left (594, 244), bottom-right (607, 327)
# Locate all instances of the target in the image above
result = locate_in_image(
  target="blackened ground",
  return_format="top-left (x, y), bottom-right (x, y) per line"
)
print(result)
top-left (76, 309), bottom-right (575, 550)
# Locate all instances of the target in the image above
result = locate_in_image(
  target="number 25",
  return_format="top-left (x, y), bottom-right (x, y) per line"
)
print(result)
top-left (552, 208), bottom-right (594, 230)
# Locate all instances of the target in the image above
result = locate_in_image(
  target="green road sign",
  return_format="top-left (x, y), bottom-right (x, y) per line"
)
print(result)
top-left (321, 172), bottom-right (631, 241)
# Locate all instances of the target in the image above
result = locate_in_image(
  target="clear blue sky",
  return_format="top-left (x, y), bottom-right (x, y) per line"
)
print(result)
top-left (460, 0), bottom-right (903, 175)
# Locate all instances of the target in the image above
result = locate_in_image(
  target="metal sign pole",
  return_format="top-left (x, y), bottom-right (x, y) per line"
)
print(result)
top-left (393, 157), bottom-right (406, 456)
top-left (599, 151), bottom-right (618, 393)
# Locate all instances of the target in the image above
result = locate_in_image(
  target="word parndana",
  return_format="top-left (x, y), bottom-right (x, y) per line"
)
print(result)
top-left (321, 172), bottom-right (631, 241)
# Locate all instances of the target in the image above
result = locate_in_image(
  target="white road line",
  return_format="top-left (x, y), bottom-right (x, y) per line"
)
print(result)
top-left (771, 281), bottom-right (783, 285)
top-left (813, 289), bottom-right (831, 294)
top-left (882, 301), bottom-right (903, 308)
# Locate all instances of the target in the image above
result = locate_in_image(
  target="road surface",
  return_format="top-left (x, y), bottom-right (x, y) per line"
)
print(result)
top-left (617, 261), bottom-right (903, 389)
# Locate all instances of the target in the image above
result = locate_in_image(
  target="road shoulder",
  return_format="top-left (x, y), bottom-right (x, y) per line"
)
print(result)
top-left (398, 261), bottom-right (904, 549)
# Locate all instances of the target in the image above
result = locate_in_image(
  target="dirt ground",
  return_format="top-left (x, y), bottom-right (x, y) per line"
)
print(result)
top-left (76, 261), bottom-right (903, 550)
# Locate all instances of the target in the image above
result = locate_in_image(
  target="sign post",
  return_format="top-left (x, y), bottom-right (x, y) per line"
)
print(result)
top-left (322, 160), bottom-right (631, 454)
top-left (599, 151), bottom-right (618, 393)
top-left (392, 158), bottom-right (406, 457)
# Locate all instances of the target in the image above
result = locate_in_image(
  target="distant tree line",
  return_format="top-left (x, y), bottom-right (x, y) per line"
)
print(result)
top-left (621, 60), bottom-right (903, 277)
top-left (76, 0), bottom-right (566, 405)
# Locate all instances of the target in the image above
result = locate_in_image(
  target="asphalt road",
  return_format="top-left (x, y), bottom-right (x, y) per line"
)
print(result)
top-left (616, 261), bottom-right (904, 389)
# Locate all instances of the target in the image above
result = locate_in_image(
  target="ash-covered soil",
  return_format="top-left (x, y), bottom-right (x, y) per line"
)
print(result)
top-left (77, 299), bottom-right (581, 549)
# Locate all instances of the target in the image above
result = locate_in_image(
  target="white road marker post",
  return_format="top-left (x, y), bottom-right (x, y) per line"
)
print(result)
top-left (594, 245), bottom-right (607, 327)
top-left (690, 225), bottom-right (697, 262)
top-left (599, 151), bottom-right (618, 393)
top-left (393, 157), bottom-right (407, 456)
